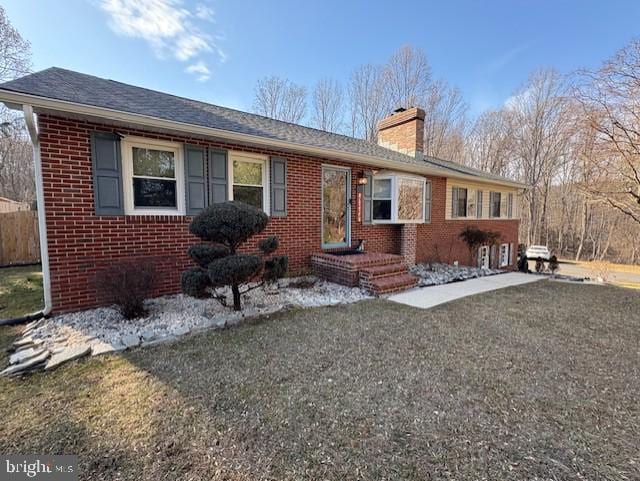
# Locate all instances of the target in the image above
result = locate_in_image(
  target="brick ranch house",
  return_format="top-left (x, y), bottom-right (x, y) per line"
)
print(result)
top-left (0, 68), bottom-right (525, 314)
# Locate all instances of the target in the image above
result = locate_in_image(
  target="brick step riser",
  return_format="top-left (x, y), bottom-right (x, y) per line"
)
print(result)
top-left (359, 264), bottom-right (409, 281)
top-left (359, 274), bottom-right (418, 296)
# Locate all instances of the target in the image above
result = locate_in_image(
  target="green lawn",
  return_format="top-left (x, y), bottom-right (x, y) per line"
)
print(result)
top-left (0, 265), bottom-right (43, 319)
top-left (0, 281), bottom-right (639, 480)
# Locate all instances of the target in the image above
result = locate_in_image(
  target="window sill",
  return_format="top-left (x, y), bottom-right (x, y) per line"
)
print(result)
top-left (124, 209), bottom-right (185, 216)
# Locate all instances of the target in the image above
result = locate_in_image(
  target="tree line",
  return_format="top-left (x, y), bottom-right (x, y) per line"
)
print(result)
top-left (1, 4), bottom-right (637, 264)
top-left (252, 42), bottom-right (640, 264)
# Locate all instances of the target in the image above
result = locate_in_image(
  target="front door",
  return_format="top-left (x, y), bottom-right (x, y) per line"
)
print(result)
top-left (322, 166), bottom-right (351, 248)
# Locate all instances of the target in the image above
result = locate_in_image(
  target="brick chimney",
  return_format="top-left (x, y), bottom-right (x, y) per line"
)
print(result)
top-left (377, 107), bottom-right (425, 158)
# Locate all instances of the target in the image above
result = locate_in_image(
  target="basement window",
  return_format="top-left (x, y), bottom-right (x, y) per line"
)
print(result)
top-left (372, 173), bottom-right (427, 223)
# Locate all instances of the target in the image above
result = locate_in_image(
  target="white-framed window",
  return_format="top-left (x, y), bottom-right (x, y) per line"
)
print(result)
top-left (228, 152), bottom-right (270, 213)
top-left (452, 186), bottom-right (468, 218)
top-left (372, 177), bottom-right (393, 221)
top-left (372, 173), bottom-right (427, 223)
top-left (476, 190), bottom-right (483, 218)
top-left (500, 243), bottom-right (510, 267)
top-left (122, 137), bottom-right (185, 215)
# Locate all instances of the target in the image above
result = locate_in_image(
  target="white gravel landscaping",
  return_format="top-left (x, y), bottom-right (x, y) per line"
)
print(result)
top-left (2, 277), bottom-right (371, 376)
top-left (410, 262), bottom-right (504, 287)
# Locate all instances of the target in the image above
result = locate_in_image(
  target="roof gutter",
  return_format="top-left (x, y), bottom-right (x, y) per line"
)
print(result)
top-left (0, 89), bottom-right (527, 189)
top-left (23, 104), bottom-right (52, 318)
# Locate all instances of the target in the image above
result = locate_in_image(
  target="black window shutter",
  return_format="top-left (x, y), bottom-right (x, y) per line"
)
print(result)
top-left (208, 149), bottom-right (228, 204)
top-left (270, 157), bottom-right (287, 217)
top-left (363, 172), bottom-right (373, 224)
top-left (91, 131), bottom-right (123, 215)
top-left (452, 187), bottom-right (459, 218)
top-left (424, 180), bottom-right (432, 223)
top-left (184, 145), bottom-right (206, 215)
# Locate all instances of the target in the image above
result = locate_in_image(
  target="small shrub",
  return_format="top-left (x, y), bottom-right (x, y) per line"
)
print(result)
top-left (535, 257), bottom-right (545, 273)
top-left (258, 236), bottom-right (279, 255)
top-left (548, 255), bottom-right (559, 275)
top-left (459, 226), bottom-right (500, 266)
top-left (97, 260), bottom-right (156, 319)
top-left (517, 253), bottom-right (529, 273)
top-left (264, 255), bottom-right (288, 283)
top-left (181, 267), bottom-right (211, 298)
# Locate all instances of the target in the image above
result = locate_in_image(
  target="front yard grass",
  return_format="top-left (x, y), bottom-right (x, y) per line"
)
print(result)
top-left (0, 264), bottom-right (43, 319)
top-left (0, 281), bottom-right (638, 480)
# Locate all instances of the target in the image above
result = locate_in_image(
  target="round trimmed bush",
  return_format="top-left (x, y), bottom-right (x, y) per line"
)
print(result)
top-left (187, 244), bottom-right (230, 268)
top-left (207, 254), bottom-right (263, 287)
top-left (189, 202), bottom-right (268, 249)
top-left (181, 267), bottom-right (211, 298)
top-left (258, 236), bottom-right (279, 255)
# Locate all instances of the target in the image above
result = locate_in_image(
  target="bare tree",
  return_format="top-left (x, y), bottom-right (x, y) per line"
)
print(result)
top-left (423, 81), bottom-right (468, 162)
top-left (383, 44), bottom-right (431, 109)
top-left (252, 76), bottom-right (307, 123)
top-left (348, 64), bottom-right (388, 140)
top-left (507, 69), bottom-right (572, 245)
top-left (311, 78), bottom-right (344, 133)
top-left (0, 6), bottom-right (33, 203)
top-left (0, 6), bottom-right (31, 82)
top-left (575, 39), bottom-right (640, 225)
top-left (466, 109), bottom-right (513, 176)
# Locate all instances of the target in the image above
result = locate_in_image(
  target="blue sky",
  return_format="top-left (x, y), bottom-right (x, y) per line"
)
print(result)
top-left (3, 0), bottom-right (640, 118)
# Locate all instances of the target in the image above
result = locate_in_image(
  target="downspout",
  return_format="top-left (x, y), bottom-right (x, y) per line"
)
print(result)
top-left (21, 105), bottom-right (52, 318)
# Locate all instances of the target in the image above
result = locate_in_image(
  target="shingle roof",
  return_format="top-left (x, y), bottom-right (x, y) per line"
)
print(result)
top-left (0, 67), bottom-right (521, 186)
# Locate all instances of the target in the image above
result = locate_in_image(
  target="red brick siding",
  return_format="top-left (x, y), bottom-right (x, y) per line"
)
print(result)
top-left (39, 114), bottom-right (519, 313)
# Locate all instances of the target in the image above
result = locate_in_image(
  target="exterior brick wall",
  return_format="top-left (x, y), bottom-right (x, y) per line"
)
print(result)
top-left (38, 114), bottom-right (519, 313)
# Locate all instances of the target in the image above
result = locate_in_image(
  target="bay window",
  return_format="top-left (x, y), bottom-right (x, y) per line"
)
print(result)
top-left (373, 178), bottom-right (392, 220)
top-left (372, 174), bottom-right (428, 223)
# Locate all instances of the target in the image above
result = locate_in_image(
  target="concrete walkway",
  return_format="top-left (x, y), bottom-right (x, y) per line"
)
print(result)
top-left (388, 272), bottom-right (544, 309)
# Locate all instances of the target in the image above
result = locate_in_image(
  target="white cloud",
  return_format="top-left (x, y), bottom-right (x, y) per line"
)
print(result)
top-left (195, 3), bottom-right (215, 21)
top-left (185, 61), bottom-right (211, 82)
top-left (99, 0), bottom-right (224, 80)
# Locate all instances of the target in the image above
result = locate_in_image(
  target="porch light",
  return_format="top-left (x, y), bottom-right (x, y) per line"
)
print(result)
top-left (356, 175), bottom-right (368, 185)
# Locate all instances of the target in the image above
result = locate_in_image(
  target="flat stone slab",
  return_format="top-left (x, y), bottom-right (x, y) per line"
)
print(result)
top-left (389, 272), bottom-right (545, 310)
top-left (9, 347), bottom-right (47, 365)
top-left (12, 336), bottom-right (35, 349)
top-left (1, 350), bottom-right (50, 377)
top-left (122, 334), bottom-right (140, 349)
top-left (45, 345), bottom-right (91, 370)
top-left (91, 342), bottom-right (120, 356)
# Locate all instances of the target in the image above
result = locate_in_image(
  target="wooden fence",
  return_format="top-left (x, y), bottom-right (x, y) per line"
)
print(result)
top-left (0, 211), bottom-right (40, 265)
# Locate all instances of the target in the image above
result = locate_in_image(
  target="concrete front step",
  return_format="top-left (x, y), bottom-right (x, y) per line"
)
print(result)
top-left (359, 262), bottom-right (408, 281)
top-left (361, 273), bottom-right (418, 295)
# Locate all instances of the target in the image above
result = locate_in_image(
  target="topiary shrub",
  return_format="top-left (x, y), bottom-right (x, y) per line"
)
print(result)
top-left (535, 257), bottom-right (545, 273)
top-left (97, 259), bottom-right (156, 319)
top-left (183, 201), bottom-right (288, 310)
